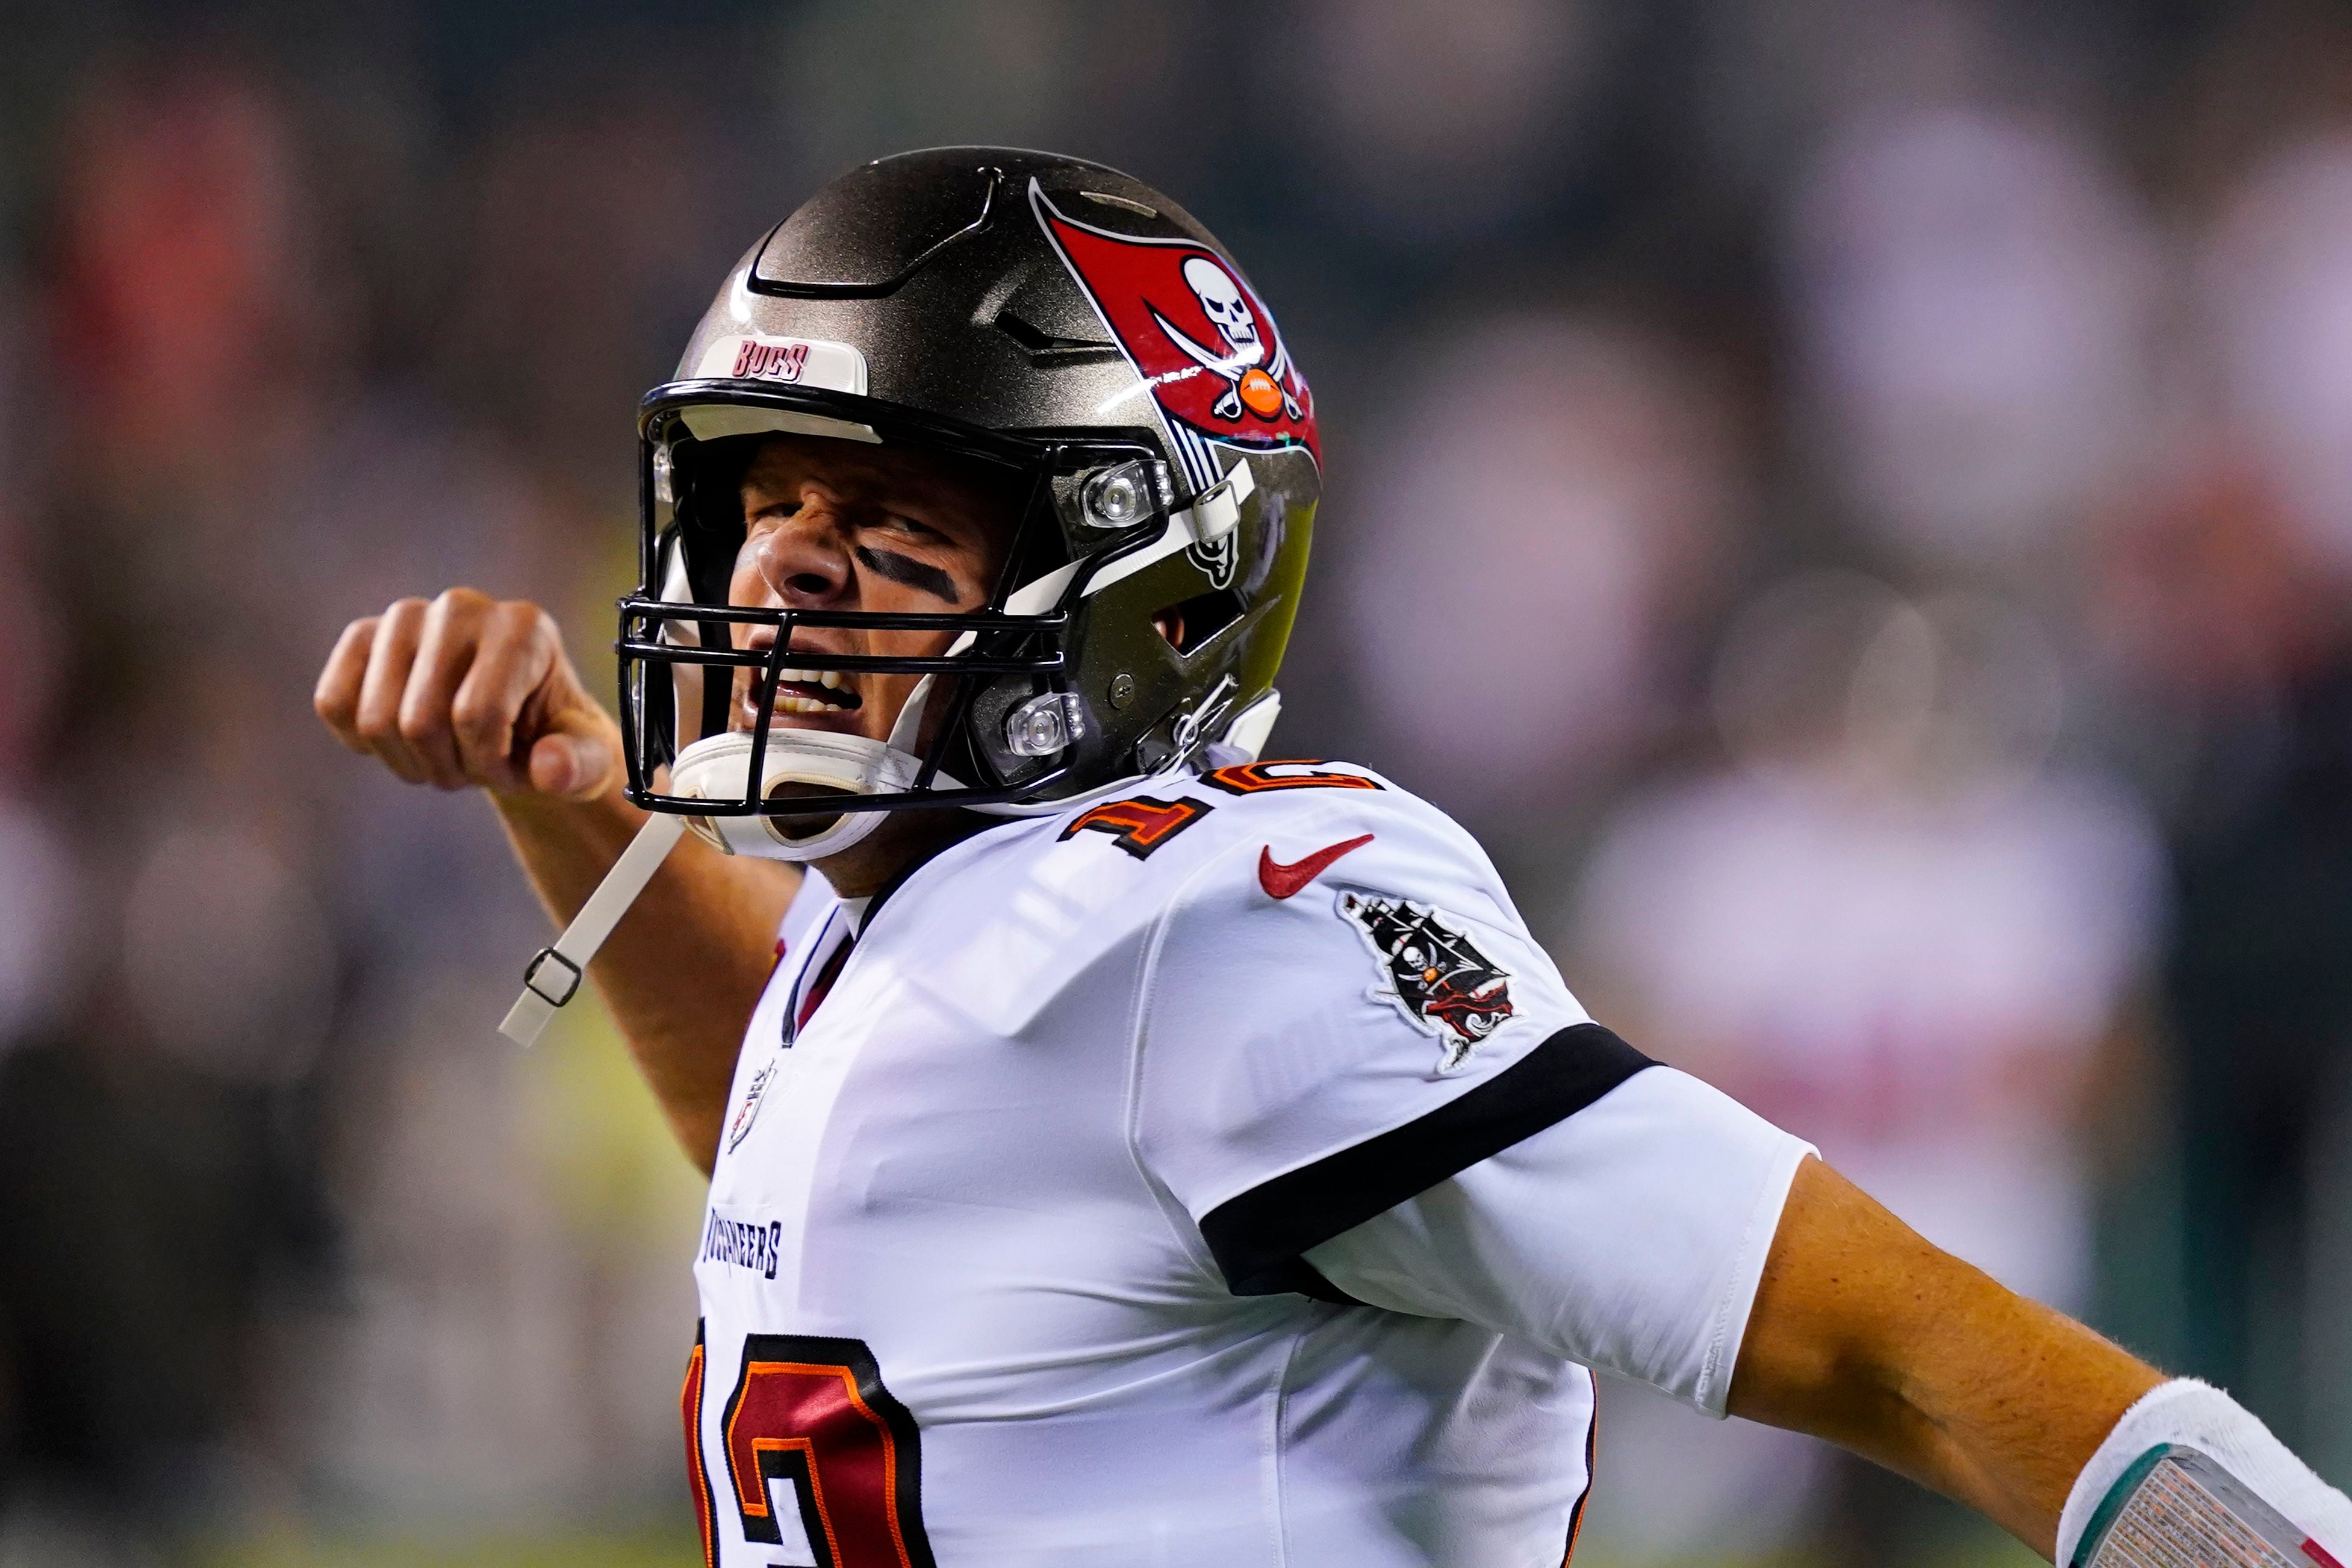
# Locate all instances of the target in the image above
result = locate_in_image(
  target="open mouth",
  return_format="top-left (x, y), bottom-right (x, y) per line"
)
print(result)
top-left (738, 632), bottom-right (866, 718)
top-left (768, 665), bottom-right (863, 715)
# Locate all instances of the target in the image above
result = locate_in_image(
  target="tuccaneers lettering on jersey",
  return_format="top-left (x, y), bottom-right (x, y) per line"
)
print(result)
top-left (698, 1210), bottom-right (783, 1281)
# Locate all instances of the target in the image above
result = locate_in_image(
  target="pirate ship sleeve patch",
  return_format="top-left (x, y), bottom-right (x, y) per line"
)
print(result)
top-left (1334, 889), bottom-right (1517, 1076)
top-left (1131, 785), bottom-right (1624, 1300)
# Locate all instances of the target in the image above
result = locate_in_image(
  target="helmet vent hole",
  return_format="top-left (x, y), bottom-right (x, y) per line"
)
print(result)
top-left (992, 309), bottom-right (1121, 367)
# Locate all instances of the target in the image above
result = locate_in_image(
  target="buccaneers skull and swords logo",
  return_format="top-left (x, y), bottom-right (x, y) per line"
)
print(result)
top-left (1336, 890), bottom-right (1516, 1075)
top-left (1033, 180), bottom-right (1319, 503)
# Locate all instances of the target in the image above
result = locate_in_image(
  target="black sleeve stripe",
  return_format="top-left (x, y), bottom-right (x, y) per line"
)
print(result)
top-left (1199, 1023), bottom-right (1655, 1298)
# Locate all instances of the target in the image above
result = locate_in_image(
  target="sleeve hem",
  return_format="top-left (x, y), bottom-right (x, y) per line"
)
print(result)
top-left (1199, 1023), bottom-right (1655, 1296)
top-left (1690, 1137), bottom-right (1816, 1417)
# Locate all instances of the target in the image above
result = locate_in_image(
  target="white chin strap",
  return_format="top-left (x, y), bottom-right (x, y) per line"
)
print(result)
top-left (499, 682), bottom-right (942, 1047)
top-left (668, 708), bottom-right (930, 863)
top-left (671, 667), bottom-right (945, 860)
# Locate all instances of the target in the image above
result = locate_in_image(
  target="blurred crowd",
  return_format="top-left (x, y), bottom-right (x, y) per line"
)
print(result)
top-left (2, 1), bottom-right (2350, 1563)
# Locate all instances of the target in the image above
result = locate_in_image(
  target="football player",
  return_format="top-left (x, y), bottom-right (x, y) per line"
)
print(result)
top-left (314, 150), bottom-right (2350, 1567)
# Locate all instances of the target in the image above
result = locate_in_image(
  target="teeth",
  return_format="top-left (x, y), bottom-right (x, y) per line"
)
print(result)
top-left (768, 664), bottom-right (852, 711)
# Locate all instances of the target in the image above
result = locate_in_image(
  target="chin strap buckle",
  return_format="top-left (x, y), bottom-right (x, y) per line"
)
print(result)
top-left (499, 812), bottom-right (687, 1047)
top-left (521, 947), bottom-right (583, 1007)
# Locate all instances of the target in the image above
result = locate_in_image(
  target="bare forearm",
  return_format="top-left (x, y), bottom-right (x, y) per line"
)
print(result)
top-left (495, 788), bottom-right (798, 1172)
top-left (315, 590), bottom-right (799, 1171)
top-left (1728, 1158), bottom-right (2161, 1557)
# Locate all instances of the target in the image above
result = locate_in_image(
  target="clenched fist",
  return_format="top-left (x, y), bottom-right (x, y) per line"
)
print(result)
top-left (314, 588), bottom-right (622, 800)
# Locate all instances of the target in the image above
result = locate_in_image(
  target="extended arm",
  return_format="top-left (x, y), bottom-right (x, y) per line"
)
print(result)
top-left (316, 588), bottom-right (795, 1171)
top-left (1276, 1014), bottom-right (2338, 1564)
top-left (1726, 1156), bottom-right (2159, 1557)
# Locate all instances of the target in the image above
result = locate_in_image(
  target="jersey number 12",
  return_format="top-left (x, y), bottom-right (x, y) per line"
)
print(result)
top-left (684, 1327), bottom-right (937, 1568)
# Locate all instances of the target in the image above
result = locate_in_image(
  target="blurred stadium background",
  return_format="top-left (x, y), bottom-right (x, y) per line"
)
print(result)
top-left (2, 0), bottom-right (2350, 1563)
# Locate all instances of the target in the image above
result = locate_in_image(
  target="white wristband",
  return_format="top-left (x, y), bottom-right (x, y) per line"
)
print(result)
top-left (2058, 1378), bottom-right (2352, 1567)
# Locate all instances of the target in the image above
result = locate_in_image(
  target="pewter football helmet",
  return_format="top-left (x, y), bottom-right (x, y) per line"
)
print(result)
top-left (618, 147), bottom-right (1321, 856)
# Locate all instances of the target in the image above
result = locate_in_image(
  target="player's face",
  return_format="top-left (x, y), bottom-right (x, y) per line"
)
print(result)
top-left (728, 435), bottom-right (1019, 750)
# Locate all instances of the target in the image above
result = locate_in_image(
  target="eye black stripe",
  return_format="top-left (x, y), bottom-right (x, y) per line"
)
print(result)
top-left (853, 545), bottom-right (959, 602)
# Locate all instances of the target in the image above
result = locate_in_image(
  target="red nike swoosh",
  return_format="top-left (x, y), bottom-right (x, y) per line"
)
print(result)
top-left (1259, 833), bottom-right (1375, 899)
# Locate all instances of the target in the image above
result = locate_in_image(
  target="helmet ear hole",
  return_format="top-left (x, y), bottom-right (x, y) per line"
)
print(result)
top-left (1153, 587), bottom-right (1243, 656)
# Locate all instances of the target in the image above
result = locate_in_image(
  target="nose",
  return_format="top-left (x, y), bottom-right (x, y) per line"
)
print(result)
top-left (745, 497), bottom-right (854, 608)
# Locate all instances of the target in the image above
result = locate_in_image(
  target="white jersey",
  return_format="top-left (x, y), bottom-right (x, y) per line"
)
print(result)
top-left (683, 761), bottom-right (1811, 1567)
